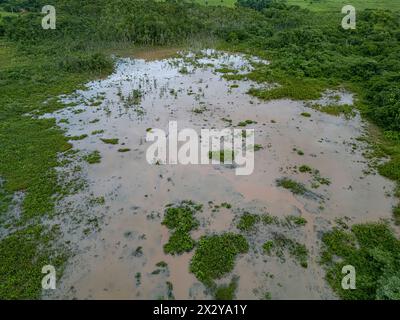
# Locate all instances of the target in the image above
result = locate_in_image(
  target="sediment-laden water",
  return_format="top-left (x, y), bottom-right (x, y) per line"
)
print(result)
top-left (43, 50), bottom-right (396, 300)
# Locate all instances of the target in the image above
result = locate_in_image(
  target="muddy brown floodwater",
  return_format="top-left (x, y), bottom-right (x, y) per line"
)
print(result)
top-left (43, 49), bottom-right (396, 300)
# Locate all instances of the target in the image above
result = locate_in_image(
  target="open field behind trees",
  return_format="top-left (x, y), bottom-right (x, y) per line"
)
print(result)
top-left (285, 0), bottom-right (400, 12)
top-left (0, 0), bottom-right (399, 299)
top-left (191, 0), bottom-right (400, 11)
top-left (191, 0), bottom-right (236, 7)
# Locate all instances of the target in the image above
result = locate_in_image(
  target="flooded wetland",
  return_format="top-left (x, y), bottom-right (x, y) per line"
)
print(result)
top-left (44, 49), bottom-right (396, 300)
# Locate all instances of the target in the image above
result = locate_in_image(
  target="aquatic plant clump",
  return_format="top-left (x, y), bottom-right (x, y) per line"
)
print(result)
top-left (190, 233), bottom-right (249, 286)
top-left (276, 178), bottom-right (308, 195)
top-left (237, 212), bottom-right (260, 232)
top-left (162, 201), bottom-right (201, 255)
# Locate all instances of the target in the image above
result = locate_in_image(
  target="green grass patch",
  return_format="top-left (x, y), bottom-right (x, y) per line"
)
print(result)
top-left (91, 129), bottom-right (104, 135)
top-left (190, 233), bottom-right (249, 287)
top-left (237, 212), bottom-right (260, 232)
top-left (276, 178), bottom-right (308, 195)
top-left (263, 240), bottom-right (274, 254)
top-left (69, 134), bottom-right (88, 141)
top-left (286, 0), bottom-right (400, 12)
top-left (100, 138), bottom-right (119, 145)
top-left (310, 103), bottom-right (355, 119)
top-left (83, 151), bottom-right (101, 164)
top-left (285, 215), bottom-right (307, 226)
top-left (208, 149), bottom-right (235, 163)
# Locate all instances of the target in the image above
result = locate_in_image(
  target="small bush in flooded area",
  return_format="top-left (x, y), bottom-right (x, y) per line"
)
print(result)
top-left (237, 213), bottom-right (260, 232)
top-left (100, 138), bottom-right (119, 145)
top-left (276, 178), bottom-right (308, 195)
top-left (293, 148), bottom-right (304, 156)
top-left (215, 276), bottom-right (239, 300)
top-left (253, 144), bottom-right (263, 151)
top-left (312, 170), bottom-right (331, 186)
top-left (156, 261), bottom-right (168, 268)
top-left (299, 165), bottom-right (312, 173)
top-left (162, 205), bottom-right (200, 232)
top-left (192, 106), bottom-right (207, 114)
top-left (263, 241), bottom-right (274, 254)
top-left (162, 202), bottom-right (201, 255)
top-left (321, 222), bottom-right (400, 300)
top-left (84, 151), bottom-right (101, 164)
top-left (135, 272), bottom-right (141, 286)
top-left (237, 119), bottom-right (256, 127)
top-left (221, 202), bottom-right (232, 209)
top-left (301, 112), bottom-right (311, 118)
top-left (190, 233), bottom-right (249, 286)
top-left (118, 148), bottom-right (131, 153)
top-left (285, 215), bottom-right (307, 226)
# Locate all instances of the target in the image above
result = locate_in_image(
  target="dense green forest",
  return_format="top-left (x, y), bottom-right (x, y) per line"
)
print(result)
top-left (0, 0), bottom-right (399, 299)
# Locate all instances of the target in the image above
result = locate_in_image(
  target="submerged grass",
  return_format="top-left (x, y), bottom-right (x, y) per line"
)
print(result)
top-left (237, 212), bottom-right (260, 232)
top-left (276, 178), bottom-right (308, 196)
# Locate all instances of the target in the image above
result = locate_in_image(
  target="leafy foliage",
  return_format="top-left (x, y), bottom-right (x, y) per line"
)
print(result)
top-left (190, 233), bottom-right (249, 286)
top-left (321, 223), bottom-right (400, 300)
top-left (162, 201), bottom-right (201, 255)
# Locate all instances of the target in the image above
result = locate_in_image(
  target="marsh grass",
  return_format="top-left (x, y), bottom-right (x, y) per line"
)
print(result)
top-left (237, 212), bottom-right (260, 232)
top-left (100, 138), bottom-right (119, 145)
top-left (310, 103), bottom-right (355, 119)
top-left (84, 151), bottom-right (102, 164)
top-left (276, 178), bottom-right (308, 196)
